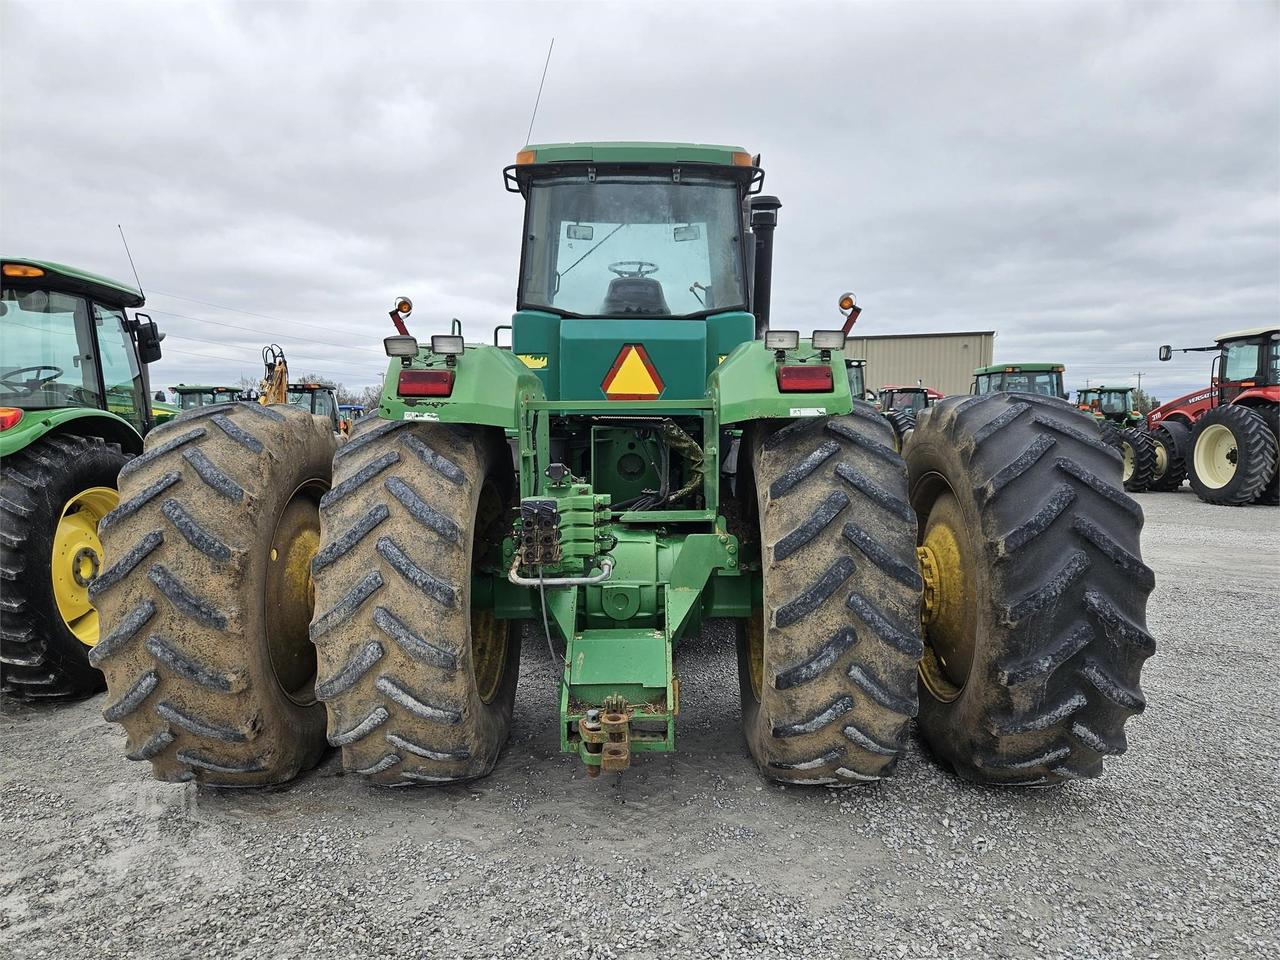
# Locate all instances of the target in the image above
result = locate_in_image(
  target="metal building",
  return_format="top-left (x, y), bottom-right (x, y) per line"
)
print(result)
top-left (843, 331), bottom-right (995, 397)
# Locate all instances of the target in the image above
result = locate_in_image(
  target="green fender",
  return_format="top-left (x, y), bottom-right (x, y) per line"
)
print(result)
top-left (378, 343), bottom-right (546, 429)
top-left (0, 408), bottom-right (144, 459)
top-left (709, 339), bottom-right (853, 425)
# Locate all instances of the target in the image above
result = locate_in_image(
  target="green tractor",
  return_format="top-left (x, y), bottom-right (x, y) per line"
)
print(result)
top-left (0, 258), bottom-right (164, 698)
top-left (1075, 386), bottom-right (1157, 493)
top-left (172, 384), bottom-right (244, 410)
top-left (151, 384), bottom-right (243, 428)
top-left (91, 143), bottom-right (1154, 789)
top-left (972, 362), bottom-right (1068, 399)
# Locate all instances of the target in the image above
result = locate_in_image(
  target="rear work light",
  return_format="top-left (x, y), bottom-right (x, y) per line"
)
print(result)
top-left (777, 365), bottom-right (833, 392)
top-left (398, 369), bottom-right (454, 397)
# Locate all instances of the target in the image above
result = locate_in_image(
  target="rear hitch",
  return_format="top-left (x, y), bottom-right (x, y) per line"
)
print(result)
top-left (578, 698), bottom-right (632, 777)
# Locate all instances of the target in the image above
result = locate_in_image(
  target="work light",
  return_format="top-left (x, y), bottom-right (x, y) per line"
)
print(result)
top-left (384, 335), bottom-right (419, 357)
top-left (431, 335), bottom-right (465, 356)
top-left (811, 330), bottom-right (846, 350)
top-left (764, 330), bottom-right (800, 351)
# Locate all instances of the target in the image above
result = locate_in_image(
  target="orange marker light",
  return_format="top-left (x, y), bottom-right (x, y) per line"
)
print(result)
top-left (731, 152), bottom-right (753, 166)
top-left (516, 149), bottom-right (537, 165)
top-left (2, 263), bottom-right (44, 278)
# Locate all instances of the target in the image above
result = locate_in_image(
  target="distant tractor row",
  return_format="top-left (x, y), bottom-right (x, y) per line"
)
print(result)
top-left (960, 332), bottom-right (1278, 507)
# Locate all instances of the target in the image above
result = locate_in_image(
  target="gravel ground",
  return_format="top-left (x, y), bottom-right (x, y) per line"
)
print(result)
top-left (2, 488), bottom-right (1277, 959)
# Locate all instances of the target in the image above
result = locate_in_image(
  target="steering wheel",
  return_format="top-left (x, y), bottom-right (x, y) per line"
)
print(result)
top-left (608, 261), bottom-right (659, 279)
top-left (0, 365), bottom-right (63, 392)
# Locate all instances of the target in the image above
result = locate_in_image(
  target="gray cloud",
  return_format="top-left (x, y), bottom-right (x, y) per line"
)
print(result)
top-left (2, 0), bottom-right (1276, 404)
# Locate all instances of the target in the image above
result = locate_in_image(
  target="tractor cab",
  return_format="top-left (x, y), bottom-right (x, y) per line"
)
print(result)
top-left (972, 363), bottom-right (1066, 399)
top-left (1075, 386), bottom-right (1140, 426)
top-left (172, 384), bottom-right (243, 409)
top-left (288, 382), bottom-right (341, 434)
top-left (0, 259), bottom-right (163, 439)
top-left (845, 358), bottom-right (869, 402)
top-left (502, 142), bottom-right (768, 403)
top-left (879, 384), bottom-right (941, 413)
top-left (0, 257), bottom-right (165, 698)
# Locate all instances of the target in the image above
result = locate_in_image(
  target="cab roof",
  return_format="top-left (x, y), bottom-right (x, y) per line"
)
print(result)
top-left (1215, 327), bottom-right (1280, 342)
top-left (519, 141), bottom-right (751, 166)
top-left (2, 257), bottom-right (144, 308)
top-left (974, 363), bottom-right (1065, 374)
top-left (172, 384), bottom-right (239, 393)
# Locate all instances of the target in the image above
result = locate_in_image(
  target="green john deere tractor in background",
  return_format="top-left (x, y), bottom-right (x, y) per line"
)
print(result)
top-left (971, 362), bottom-right (1068, 399)
top-left (92, 142), bottom-right (1154, 790)
top-left (1075, 386), bottom-right (1156, 492)
top-left (151, 384), bottom-right (243, 427)
top-left (172, 384), bottom-right (244, 410)
top-left (0, 258), bottom-right (164, 699)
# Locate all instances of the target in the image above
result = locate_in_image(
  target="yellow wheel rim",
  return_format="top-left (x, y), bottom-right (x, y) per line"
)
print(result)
top-left (51, 486), bottom-right (119, 647)
top-left (265, 480), bottom-right (325, 705)
top-left (471, 610), bottom-right (508, 704)
top-left (1153, 441), bottom-right (1168, 478)
top-left (1193, 424), bottom-right (1237, 489)
top-left (746, 606), bottom-right (765, 700)
top-left (1121, 442), bottom-right (1135, 483)
top-left (916, 487), bottom-right (978, 703)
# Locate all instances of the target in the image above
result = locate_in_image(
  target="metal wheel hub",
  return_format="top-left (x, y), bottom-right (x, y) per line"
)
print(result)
top-left (916, 490), bottom-right (977, 703)
top-left (51, 486), bottom-right (118, 647)
top-left (265, 482), bottom-right (324, 705)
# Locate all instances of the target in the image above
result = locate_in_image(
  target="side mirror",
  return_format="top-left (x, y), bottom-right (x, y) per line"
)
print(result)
top-left (136, 319), bottom-right (164, 364)
top-left (1158, 345), bottom-right (1172, 362)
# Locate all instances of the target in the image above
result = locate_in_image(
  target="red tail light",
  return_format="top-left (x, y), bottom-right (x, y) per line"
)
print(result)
top-left (777, 365), bottom-right (833, 393)
top-left (0, 407), bottom-right (22, 430)
top-left (398, 369), bottom-right (454, 397)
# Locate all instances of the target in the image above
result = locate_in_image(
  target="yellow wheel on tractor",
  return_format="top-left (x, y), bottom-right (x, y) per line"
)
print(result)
top-left (905, 394), bottom-right (1155, 785)
top-left (92, 402), bottom-right (336, 785)
top-left (1, 435), bottom-right (129, 699)
top-left (51, 486), bottom-right (118, 647)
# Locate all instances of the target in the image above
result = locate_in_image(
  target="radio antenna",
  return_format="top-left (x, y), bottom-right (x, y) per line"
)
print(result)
top-left (117, 224), bottom-right (145, 299)
top-left (525, 37), bottom-right (555, 146)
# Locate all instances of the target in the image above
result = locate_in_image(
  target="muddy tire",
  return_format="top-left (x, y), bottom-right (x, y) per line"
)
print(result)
top-left (1, 434), bottom-right (128, 700)
top-left (92, 403), bottom-right (336, 785)
top-left (1119, 427), bottom-right (1157, 493)
top-left (905, 393), bottom-right (1155, 785)
top-left (1148, 421), bottom-right (1189, 491)
top-left (736, 403), bottom-right (924, 785)
top-left (310, 418), bottom-right (519, 785)
top-left (1188, 405), bottom-right (1278, 506)
top-left (885, 409), bottom-right (916, 452)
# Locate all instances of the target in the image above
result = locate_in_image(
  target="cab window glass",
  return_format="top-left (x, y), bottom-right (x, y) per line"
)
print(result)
top-left (0, 289), bottom-right (101, 409)
top-left (1223, 342), bottom-right (1260, 381)
top-left (93, 303), bottom-right (144, 430)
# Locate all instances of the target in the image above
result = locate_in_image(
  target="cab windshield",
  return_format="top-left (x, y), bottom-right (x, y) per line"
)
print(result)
top-left (975, 371), bottom-right (1064, 397)
top-left (882, 390), bottom-right (928, 412)
top-left (1098, 390), bottom-right (1129, 414)
top-left (177, 390), bottom-right (237, 409)
top-left (520, 173), bottom-right (747, 318)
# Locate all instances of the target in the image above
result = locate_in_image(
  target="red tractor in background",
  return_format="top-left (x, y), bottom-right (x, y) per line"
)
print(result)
top-left (1151, 327), bottom-right (1278, 505)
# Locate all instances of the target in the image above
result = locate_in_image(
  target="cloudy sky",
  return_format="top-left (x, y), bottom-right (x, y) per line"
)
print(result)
top-left (3, 0), bottom-right (1276, 403)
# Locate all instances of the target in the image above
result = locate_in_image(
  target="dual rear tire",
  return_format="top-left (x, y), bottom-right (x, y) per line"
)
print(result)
top-left (738, 395), bottom-right (1155, 786)
top-left (1187, 405), bottom-right (1278, 506)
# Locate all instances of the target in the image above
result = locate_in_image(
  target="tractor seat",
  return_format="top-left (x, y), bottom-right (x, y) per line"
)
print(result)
top-left (601, 277), bottom-right (670, 316)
